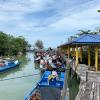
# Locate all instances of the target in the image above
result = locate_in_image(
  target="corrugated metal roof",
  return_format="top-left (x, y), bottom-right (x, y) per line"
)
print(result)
top-left (58, 34), bottom-right (100, 47)
top-left (72, 34), bottom-right (100, 44)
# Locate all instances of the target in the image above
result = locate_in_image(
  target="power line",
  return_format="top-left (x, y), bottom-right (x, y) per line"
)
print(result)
top-left (0, 73), bottom-right (41, 81)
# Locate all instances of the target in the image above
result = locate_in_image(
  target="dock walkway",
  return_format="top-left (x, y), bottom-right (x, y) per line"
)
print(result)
top-left (76, 81), bottom-right (100, 100)
top-left (71, 64), bottom-right (100, 100)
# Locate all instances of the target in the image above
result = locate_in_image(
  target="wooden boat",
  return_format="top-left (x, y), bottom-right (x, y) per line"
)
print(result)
top-left (34, 56), bottom-right (40, 64)
top-left (38, 71), bottom-right (65, 88)
top-left (0, 60), bottom-right (20, 72)
top-left (40, 63), bottom-right (66, 73)
top-left (24, 70), bottom-right (65, 100)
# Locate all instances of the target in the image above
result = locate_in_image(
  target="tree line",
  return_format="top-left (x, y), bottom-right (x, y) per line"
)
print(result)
top-left (0, 31), bottom-right (30, 56)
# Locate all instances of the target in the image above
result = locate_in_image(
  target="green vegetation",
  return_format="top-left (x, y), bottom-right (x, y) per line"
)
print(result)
top-left (67, 69), bottom-right (80, 100)
top-left (76, 29), bottom-right (99, 36)
top-left (0, 31), bottom-right (30, 56)
top-left (34, 40), bottom-right (44, 49)
top-left (97, 10), bottom-right (100, 12)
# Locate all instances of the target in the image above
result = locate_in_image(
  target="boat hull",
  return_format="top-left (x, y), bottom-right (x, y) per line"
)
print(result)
top-left (0, 62), bottom-right (20, 72)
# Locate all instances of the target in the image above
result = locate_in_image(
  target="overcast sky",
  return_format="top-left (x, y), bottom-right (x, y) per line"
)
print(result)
top-left (0, 0), bottom-right (100, 47)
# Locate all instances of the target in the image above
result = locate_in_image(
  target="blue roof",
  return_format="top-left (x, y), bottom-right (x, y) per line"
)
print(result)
top-left (58, 34), bottom-right (100, 47)
top-left (72, 34), bottom-right (100, 44)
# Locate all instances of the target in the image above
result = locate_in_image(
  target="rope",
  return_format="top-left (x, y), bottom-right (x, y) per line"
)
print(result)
top-left (0, 73), bottom-right (41, 81)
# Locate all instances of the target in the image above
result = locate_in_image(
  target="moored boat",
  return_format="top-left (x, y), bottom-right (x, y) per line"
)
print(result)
top-left (0, 60), bottom-right (20, 72)
top-left (40, 63), bottom-right (66, 73)
top-left (24, 70), bottom-right (65, 100)
top-left (34, 56), bottom-right (41, 63)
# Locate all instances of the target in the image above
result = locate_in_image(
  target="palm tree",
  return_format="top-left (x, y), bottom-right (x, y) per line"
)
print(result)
top-left (94, 27), bottom-right (100, 34)
top-left (76, 29), bottom-right (99, 37)
top-left (97, 10), bottom-right (100, 12)
top-left (76, 30), bottom-right (91, 36)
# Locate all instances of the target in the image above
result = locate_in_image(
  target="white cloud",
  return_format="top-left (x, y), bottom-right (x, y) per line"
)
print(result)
top-left (46, 0), bottom-right (100, 33)
top-left (0, 0), bottom-right (100, 47)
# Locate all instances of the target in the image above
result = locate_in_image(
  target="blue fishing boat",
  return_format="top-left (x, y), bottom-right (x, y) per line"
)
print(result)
top-left (39, 71), bottom-right (65, 88)
top-left (24, 70), bottom-right (65, 100)
top-left (0, 60), bottom-right (20, 72)
top-left (40, 63), bottom-right (66, 73)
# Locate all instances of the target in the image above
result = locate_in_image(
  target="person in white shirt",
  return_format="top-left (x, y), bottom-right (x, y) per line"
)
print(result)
top-left (48, 56), bottom-right (52, 64)
top-left (40, 57), bottom-right (45, 68)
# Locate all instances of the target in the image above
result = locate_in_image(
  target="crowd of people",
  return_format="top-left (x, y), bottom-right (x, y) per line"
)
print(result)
top-left (34, 48), bottom-right (66, 71)
top-left (30, 48), bottom-right (66, 100)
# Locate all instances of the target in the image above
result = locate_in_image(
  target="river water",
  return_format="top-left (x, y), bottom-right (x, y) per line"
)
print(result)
top-left (0, 52), bottom-right (41, 100)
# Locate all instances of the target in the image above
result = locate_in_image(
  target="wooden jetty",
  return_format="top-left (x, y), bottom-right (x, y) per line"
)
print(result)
top-left (76, 81), bottom-right (100, 100)
top-left (72, 64), bottom-right (100, 100)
